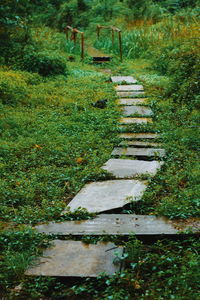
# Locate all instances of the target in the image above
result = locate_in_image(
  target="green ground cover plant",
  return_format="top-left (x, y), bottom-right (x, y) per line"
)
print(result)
top-left (6, 236), bottom-right (199, 299)
top-left (0, 67), bottom-right (119, 224)
top-left (0, 0), bottom-right (200, 298)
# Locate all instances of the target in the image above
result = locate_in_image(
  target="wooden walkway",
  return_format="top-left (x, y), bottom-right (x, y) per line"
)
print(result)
top-left (26, 75), bottom-right (199, 278)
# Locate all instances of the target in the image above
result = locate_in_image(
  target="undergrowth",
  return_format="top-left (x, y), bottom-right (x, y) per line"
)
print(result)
top-left (0, 1), bottom-right (200, 298)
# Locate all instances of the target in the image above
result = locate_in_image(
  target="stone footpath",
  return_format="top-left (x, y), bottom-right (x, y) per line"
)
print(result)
top-left (26, 76), bottom-right (199, 278)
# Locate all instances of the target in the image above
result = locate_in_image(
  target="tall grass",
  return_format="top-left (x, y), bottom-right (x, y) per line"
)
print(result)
top-left (94, 16), bottom-right (199, 59)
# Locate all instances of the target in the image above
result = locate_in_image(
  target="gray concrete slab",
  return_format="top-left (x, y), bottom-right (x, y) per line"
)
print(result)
top-left (111, 76), bottom-right (137, 84)
top-left (115, 85), bottom-right (144, 91)
top-left (117, 91), bottom-right (145, 97)
top-left (122, 106), bottom-right (153, 116)
top-left (35, 214), bottom-right (183, 236)
top-left (117, 98), bottom-right (148, 106)
top-left (112, 147), bottom-right (165, 157)
top-left (102, 159), bottom-right (163, 178)
top-left (66, 180), bottom-right (147, 213)
top-left (25, 240), bottom-right (123, 277)
top-left (119, 140), bottom-right (162, 147)
top-left (120, 117), bottom-right (153, 124)
top-left (119, 133), bottom-right (159, 140)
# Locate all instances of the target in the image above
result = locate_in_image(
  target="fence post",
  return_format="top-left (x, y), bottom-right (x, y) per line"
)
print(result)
top-left (118, 31), bottom-right (123, 62)
top-left (97, 25), bottom-right (100, 39)
top-left (81, 33), bottom-right (84, 60)
top-left (72, 30), bottom-right (77, 46)
top-left (111, 28), bottom-right (115, 49)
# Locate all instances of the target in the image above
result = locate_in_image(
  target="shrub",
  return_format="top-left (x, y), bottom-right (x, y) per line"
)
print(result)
top-left (0, 71), bottom-right (28, 105)
top-left (22, 51), bottom-right (67, 76)
top-left (167, 48), bottom-right (200, 106)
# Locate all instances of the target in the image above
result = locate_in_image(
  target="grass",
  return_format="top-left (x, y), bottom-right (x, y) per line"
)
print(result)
top-left (7, 236), bottom-right (199, 300)
top-left (0, 67), bottom-right (119, 225)
top-left (0, 17), bottom-right (200, 299)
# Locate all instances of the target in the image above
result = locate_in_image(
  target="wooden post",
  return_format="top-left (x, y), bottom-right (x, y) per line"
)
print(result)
top-left (81, 33), bottom-right (84, 60)
top-left (97, 25), bottom-right (100, 39)
top-left (73, 30), bottom-right (77, 46)
top-left (65, 28), bottom-right (68, 40)
top-left (65, 26), bottom-right (73, 41)
top-left (111, 28), bottom-right (114, 48)
top-left (118, 31), bottom-right (123, 62)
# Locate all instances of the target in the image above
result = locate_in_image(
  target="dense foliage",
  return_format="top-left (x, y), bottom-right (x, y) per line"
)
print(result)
top-left (0, 0), bottom-right (199, 298)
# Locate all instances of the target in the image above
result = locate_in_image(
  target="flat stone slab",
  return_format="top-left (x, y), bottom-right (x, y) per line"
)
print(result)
top-left (122, 106), bottom-right (153, 116)
top-left (119, 133), bottom-right (159, 140)
top-left (120, 117), bottom-right (153, 124)
top-left (35, 215), bottom-right (200, 236)
top-left (117, 98), bottom-right (148, 105)
top-left (117, 91), bottom-right (145, 97)
top-left (26, 240), bottom-right (123, 277)
top-left (66, 180), bottom-right (147, 213)
top-left (115, 85), bottom-right (144, 91)
top-left (119, 140), bottom-right (162, 147)
top-left (112, 147), bottom-right (165, 157)
top-left (111, 76), bottom-right (137, 84)
top-left (102, 159), bottom-right (163, 178)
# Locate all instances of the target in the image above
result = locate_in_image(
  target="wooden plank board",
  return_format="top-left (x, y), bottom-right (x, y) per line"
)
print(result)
top-left (111, 76), bottom-right (137, 84)
top-left (25, 240), bottom-right (123, 277)
top-left (115, 85), bottom-right (144, 91)
top-left (112, 147), bottom-right (165, 157)
top-left (122, 106), bottom-right (153, 116)
top-left (119, 133), bottom-right (159, 140)
top-left (120, 117), bottom-right (153, 124)
top-left (35, 214), bottom-right (199, 236)
top-left (66, 180), bottom-right (147, 213)
top-left (102, 159), bottom-right (164, 178)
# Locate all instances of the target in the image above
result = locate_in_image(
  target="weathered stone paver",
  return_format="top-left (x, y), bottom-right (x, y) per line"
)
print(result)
top-left (102, 159), bottom-right (163, 178)
top-left (117, 98), bottom-right (148, 105)
top-left (25, 72), bottom-right (200, 282)
top-left (119, 133), bottom-right (159, 139)
top-left (115, 85), bottom-right (144, 91)
top-left (122, 106), bottom-right (153, 116)
top-left (112, 147), bottom-right (165, 157)
top-left (117, 91), bottom-right (145, 97)
top-left (67, 180), bottom-right (147, 213)
top-left (111, 76), bottom-right (137, 84)
top-left (26, 240), bottom-right (123, 277)
top-left (120, 117), bottom-right (153, 124)
top-left (119, 140), bottom-right (162, 147)
top-left (34, 215), bottom-right (175, 235)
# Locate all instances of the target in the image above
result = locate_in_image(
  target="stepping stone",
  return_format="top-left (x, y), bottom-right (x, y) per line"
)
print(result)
top-left (119, 140), bottom-right (162, 147)
top-left (117, 91), bottom-right (145, 97)
top-left (117, 98), bottom-right (148, 105)
top-left (111, 76), bottom-right (137, 84)
top-left (122, 106), bottom-right (153, 116)
top-left (115, 85), bottom-right (144, 92)
top-left (102, 159), bottom-right (163, 178)
top-left (35, 214), bottom-right (200, 236)
top-left (66, 180), bottom-right (147, 213)
top-left (25, 240), bottom-right (123, 277)
top-left (120, 117), bottom-right (153, 124)
top-left (112, 147), bottom-right (165, 157)
top-left (119, 133), bottom-right (159, 140)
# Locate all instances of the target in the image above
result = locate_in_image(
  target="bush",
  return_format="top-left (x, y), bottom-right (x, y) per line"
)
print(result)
top-left (0, 71), bottom-right (28, 105)
top-left (152, 43), bottom-right (200, 107)
top-left (22, 51), bottom-right (67, 76)
top-left (167, 49), bottom-right (200, 106)
top-left (0, 70), bottom-right (43, 105)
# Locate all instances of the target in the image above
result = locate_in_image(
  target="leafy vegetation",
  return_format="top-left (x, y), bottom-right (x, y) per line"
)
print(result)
top-left (0, 0), bottom-right (199, 298)
top-left (4, 236), bottom-right (199, 299)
